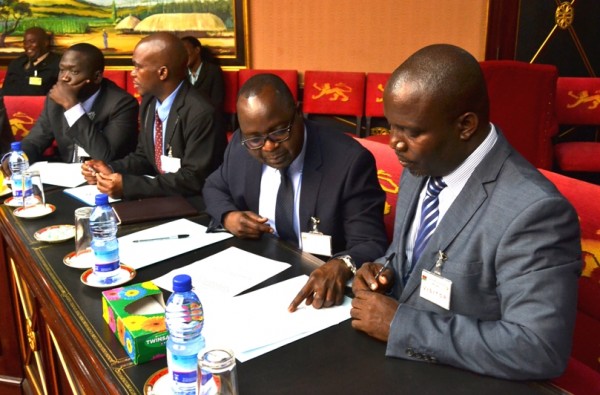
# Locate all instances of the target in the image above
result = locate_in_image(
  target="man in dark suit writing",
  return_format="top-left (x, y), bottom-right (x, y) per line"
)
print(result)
top-left (82, 32), bottom-right (226, 200)
top-left (203, 73), bottom-right (388, 311)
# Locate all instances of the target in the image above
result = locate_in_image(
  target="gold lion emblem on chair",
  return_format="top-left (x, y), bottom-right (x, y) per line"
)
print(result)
top-left (9, 111), bottom-right (35, 140)
top-left (311, 82), bottom-right (352, 102)
top-left (566, 90), bottom-right (600, 110)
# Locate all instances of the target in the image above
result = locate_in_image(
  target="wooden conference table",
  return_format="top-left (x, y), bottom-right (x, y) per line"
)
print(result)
top-left (0, 187), bottom-right (565, 395)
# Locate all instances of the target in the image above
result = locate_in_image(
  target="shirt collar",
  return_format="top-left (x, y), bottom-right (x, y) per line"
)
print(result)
top-left (81, 87), bottom-right (101, 114)
top-left (155, 81), bottom-right (184, 121)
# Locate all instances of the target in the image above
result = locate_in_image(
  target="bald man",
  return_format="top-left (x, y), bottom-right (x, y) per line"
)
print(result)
top-left (350, 44), bottom-right (581, 380)
top-left (3, 27), bottom-right (60, 96)
top-left (82, 32), bottom-right (226, 200)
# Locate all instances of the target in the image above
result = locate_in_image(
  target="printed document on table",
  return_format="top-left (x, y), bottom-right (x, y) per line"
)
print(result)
top-left (64, 184), bottom-right (121, 206)
top-left (201, 275), bottom-right (352, 362)
top-left (29, 162), bottom-right (86, 188)
top-left (152, 246), bottom-right (291, 299)
top-left (119, 219), bottom-right (232, 269)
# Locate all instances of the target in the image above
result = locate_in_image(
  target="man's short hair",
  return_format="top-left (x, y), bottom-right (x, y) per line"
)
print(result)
top-left (68, 43), bottom-right (105, 72)
top-left (181, 36), bottom-right (202, 49)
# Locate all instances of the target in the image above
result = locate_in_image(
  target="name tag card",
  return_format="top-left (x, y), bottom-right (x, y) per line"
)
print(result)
top-left (29, 76), bottom-right (42, 86)
top-left (161, 155), bottom-right (181, 173)
top-left (420, 269), bottom-right (452, 310)
top-left (301, 232), bottom-right (332, 257)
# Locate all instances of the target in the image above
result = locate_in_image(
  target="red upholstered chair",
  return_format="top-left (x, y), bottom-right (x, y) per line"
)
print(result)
top-left (103, 70), bottom-right (127, 90)
top-left (4, 95), bottom-right (56, 157)
top-left (554, 77), bottom-right (600, 173)
top-left (480, 60), bottom-right (558, 170)
top-left (4, 96), bottom-right (46, 141)
top-left (222, 70), bottom-right (239, 141)
top-left (354, 136), bottom-right (402, 241)
top-left (239, 69), bottom-right (298, 101)
top-left (539, 169), bottom-right (600, 394)
top-left (364, 72), bottom-right (391, 137)
top-left (0, 69), bottom-right (6, 89)
top-left (303, 71), bottom-right (366, 136)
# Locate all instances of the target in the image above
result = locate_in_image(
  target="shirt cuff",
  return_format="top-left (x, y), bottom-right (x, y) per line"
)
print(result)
top-left (63, 103), bottom-right (85, 127)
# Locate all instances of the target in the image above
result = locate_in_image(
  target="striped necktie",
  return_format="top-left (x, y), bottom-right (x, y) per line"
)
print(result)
top-left (411, 176), bottom-right (447, 265)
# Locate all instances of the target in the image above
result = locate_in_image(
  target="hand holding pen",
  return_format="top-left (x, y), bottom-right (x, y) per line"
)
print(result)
top-left (371, 252), bottom-right (395, 291)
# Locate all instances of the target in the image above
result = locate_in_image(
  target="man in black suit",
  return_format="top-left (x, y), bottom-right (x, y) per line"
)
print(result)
top-left (181, 36), bottom-right (224, 112)
top-left (203, 74), bottom-right (388, 311)
top-left (1, 43), bottom-right (138, 173)
top-left (2, 27), bottom-right (61, 96)
top-left (83, 32), bottom-right (226, 200)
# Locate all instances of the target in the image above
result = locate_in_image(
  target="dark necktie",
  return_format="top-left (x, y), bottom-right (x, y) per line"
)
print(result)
top-left (275, 167), bottom-right (297, 246)
top-left (411, 176), bottom-right (447, 265)
top-left (154, 111), bottom-right (164, 174)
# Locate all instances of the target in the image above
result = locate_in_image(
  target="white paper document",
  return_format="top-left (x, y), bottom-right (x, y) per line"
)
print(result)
top-left (64, 184), bottom-right (121, 206)
top-left (152, 247), bottom-right (291, 298)
top-left (119, 219), bottom-right (233, 269)
top-left (201, 275), bottom-right (351, 362)
top-left (29, 161), bottom-right (86, 188)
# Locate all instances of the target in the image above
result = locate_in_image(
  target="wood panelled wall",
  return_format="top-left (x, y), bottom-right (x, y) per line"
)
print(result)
top-left (247, 0), bottom-right (489, 77)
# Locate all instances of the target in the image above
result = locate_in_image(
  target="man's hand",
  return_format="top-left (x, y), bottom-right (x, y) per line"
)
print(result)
top-left (96, 172), bottom-right (123, 198)
top-left (223, 211), bottom-right (273, 238)
top-left (82, 159), bottom-right (112, 184)
top-left (353, 262), bottom-right (394, 294)
top-left (350, 290), bottom-right (399, 342)
top-left (48, 79), bottom-right (89, 110)
top-left (288, 258), bottom-right (352, 312)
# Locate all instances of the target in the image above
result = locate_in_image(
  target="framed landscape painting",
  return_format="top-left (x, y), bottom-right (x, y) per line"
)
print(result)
top-left (0, 0), bottom-right (249, 68)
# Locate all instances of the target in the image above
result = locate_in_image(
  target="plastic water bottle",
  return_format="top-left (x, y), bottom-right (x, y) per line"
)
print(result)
top-left (89, 193), bottom-right (120, 284)
top-left (166, 274), bottom-right (205, 395)
top-left (7, 141), bottom-right (33, 205)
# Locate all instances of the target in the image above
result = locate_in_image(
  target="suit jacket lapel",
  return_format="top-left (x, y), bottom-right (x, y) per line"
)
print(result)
top-left (164, 84), bottom-right (187, 149)
top-left (245, 156), bottom-right (262, 212)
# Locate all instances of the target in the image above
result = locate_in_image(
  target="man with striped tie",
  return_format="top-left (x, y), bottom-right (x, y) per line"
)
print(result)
top-left (350, 44), bottom-right (581, 381)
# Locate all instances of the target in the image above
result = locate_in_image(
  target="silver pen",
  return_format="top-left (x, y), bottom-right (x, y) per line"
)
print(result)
top-left (374, 252), bottom-right (396, 280)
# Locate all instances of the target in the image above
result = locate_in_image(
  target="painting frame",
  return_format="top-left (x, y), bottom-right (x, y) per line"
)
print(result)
top-left (0, 0), bottom-right (250, 69)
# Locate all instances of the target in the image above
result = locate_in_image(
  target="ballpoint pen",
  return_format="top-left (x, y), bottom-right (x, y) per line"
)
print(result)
top-left (374, 252), bottom-right (396, 281)
top-left (132, 234), bottom-right (189, 243)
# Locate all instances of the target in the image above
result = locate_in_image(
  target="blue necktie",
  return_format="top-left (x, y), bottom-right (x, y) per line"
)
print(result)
top-left (411, 176), bottom-right (447, 265)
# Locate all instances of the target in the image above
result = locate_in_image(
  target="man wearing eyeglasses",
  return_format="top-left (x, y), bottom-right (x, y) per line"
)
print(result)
top-left (203, 73), bottom-right (388, 311)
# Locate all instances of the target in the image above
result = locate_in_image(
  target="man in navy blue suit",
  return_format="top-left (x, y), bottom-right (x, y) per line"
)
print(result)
top-left (203, 73), bottom-right (388, 311)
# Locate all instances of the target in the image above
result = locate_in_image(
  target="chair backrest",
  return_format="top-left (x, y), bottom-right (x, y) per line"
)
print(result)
top-left (222, 70), bottom-right (239, 115)
top-left (0, 69), bottom-right (6, 89)
top-left (4, 96), bottom-right (46, 141)
top-left (303, 71), bottom-right (366, 136)
top-left (238, 69), bottom-right (298, 101)
top-left (480, 60), bottom-right (558, 170)
top-left (364, 72), bottom-right (390, 118)
top-left (354, 136), bottom-right (402, 241)
top-left (555, 77), bottom-right (600, 125)
top-left (103, 70), bottom-right (128, 90)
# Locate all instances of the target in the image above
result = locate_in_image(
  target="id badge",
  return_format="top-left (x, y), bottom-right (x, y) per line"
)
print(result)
top-left (161, 155), bottom-right (181, 173)
top-left (301, 232), bottom-right (332, 256)
top-left (420, 269), bottom-right (452, 310)
top-left (29, 76), bottom-right (42, 86)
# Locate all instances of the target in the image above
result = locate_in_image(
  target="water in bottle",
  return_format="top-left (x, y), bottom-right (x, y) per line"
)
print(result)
top-left (89, 193), bottom-right (120, 284)
top-left (7, 141), bottom-right (33, 206)
top-left (166, 274), bottom-right (205, 395)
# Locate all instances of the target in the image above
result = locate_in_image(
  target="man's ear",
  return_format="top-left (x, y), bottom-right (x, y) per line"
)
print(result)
top-left (158, 66), bottom-right (168, 81)
top-left (92, 70), bottom-right (103, 84)
top-left (457, 112), bottom-right (479, 141)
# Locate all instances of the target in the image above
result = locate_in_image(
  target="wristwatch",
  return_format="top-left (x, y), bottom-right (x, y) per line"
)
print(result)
top-left (338, 255), bottom-right (356, 276)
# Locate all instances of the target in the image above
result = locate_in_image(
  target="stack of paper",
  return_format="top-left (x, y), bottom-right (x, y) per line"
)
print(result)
top-left (29, 162), bottom-right (86, 187)
top-left (64, 184), bottom-right (121, 206)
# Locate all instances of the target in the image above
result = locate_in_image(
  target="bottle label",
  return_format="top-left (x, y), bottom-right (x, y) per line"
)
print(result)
top-left (94, 259), bottom-right (120, 272)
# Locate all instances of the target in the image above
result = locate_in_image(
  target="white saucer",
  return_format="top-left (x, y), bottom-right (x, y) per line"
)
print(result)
top-left (144, 368), bottom-right (170, 395)
top-left (63, 248), bottom-right (95, 269)
top-left (34, 225), bottom-right (75, 243)
top-left (80, 265), bottom-right (136, 288)
top-left (4, 195), bottom-right (41, 207)
top-left (13, 204), bottom-right (55, 219)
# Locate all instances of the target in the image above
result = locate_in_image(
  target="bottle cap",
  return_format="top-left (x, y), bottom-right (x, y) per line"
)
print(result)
top-left (94, 193), bottom-right (109, 206)
top-left (10, 141), bottom-right (21, 151)
top-left (172, 274), bottom-right (192, 292)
